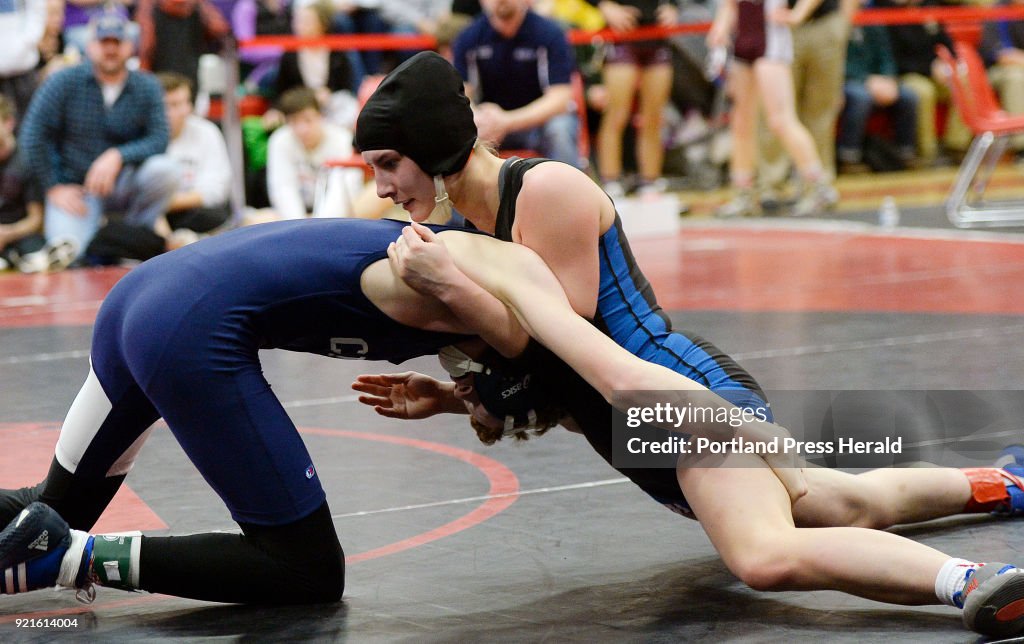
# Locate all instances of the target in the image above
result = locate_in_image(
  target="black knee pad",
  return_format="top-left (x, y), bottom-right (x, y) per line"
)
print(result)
top-left (241, 501), bottom-right (346, 603)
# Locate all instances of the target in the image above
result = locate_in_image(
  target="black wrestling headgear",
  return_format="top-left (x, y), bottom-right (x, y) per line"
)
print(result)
top-left (439, 346), bottom-right (557, 436)
top-left (355, 51), bottom-right (477, 177)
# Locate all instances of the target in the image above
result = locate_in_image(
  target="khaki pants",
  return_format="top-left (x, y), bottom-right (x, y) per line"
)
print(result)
top-left (899, 73), bottom-right (972, 160)
top-left (759, 11), bottom-right (849, 188)
top-left (989, 64), bottom-right (1024, 150)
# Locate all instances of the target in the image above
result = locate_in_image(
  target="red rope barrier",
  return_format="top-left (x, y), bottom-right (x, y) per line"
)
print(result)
top-left (239, 5), bottom-right (1024, 52)
top-left (854, 5), bottom-right (1024, 26)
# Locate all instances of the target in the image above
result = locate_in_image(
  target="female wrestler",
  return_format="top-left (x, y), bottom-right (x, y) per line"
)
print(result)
top-left (0, 219), bottom-right (1021, 636)
top-left (707, 0), bottom-right (839, 217)
top-left (355, 52), bottom-right (770, 436)
top-left (356, 221), bottom-right (1024, 638)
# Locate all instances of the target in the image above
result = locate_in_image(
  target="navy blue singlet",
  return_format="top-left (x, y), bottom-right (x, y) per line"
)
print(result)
top-left (85, 219), bottom-right (470, 525)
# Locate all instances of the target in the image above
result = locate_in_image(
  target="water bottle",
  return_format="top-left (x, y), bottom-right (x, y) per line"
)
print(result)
top-left (878, 196), bottom-right (900, 228)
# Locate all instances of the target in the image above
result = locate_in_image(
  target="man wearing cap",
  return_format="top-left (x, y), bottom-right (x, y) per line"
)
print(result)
top-left (19, 11), bottom-right (180, 269)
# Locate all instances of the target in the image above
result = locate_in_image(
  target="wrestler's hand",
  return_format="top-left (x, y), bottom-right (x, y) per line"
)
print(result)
top-left (352, 372), bottom-right (461, 419)
top-left (389, 221), bottom-right (462, 297)
top-left (756, 424), bottom-right (808, 504)
top-left (766, 455), bottom-right (808, 505)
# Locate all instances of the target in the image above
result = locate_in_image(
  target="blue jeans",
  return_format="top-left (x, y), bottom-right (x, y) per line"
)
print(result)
top-left (501, 113), bottom-right (581, 168)
top-left (838, 81), bottom-right (919, 162)
top-left (45, 155), bottom-right (180, 258)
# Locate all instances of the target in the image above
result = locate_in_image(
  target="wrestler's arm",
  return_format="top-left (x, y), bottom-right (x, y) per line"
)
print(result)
top-left (438, 228), bottom-right (806, 500)
top-left (438, 229), bottom-right (695, 399)
top-left (361, 249), bottom-right (529, 358)
top-left (387, 226), bottom-right (533, 358)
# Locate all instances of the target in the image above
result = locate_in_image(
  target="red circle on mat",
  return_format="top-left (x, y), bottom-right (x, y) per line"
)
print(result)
top-left (297, 427), bottom-right (520, 564)
top-left (0, 422), bottom-right (520, 565)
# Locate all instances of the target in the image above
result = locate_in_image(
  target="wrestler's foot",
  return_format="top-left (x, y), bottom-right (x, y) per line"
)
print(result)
top-left (960, 562), bottom-right (1024, 637)
top-left (995, 444), bottom-right (1024, 469)
top-left (0, 502), bottom-right (94, 601)
top-left (994, 446), bottom-right (1024, 516)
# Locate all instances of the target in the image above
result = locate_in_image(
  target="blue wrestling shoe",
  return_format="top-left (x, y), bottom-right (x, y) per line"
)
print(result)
top-left (995, 444), bottom-right (1024, 469)
top-left (961, 563), bottom-right (1024, 637)
top-left (994, 445), bottom-right (1024, 516)
top-left (0, 502), bottom-right (93, 600)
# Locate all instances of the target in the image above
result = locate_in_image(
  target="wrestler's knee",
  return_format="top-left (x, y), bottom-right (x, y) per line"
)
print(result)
top-left (721, 533), bottom-right (800, 591)
top-left (305, 539), bottom-right (346, 602)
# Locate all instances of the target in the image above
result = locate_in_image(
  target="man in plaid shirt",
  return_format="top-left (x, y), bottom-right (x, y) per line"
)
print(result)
top-left (19, 11), bottom-right (179, 269)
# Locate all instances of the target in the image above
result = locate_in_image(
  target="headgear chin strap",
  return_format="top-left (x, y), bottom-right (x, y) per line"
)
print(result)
top-left (432, 175), bottom-right (453, 222)
top-left (438, 345), bottom-right (552, 437)
top-left (438, 345), bottom-right (487, 379)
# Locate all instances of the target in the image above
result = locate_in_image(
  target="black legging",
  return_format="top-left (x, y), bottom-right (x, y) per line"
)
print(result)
top-left (0, 459), bottom-right (345, 604)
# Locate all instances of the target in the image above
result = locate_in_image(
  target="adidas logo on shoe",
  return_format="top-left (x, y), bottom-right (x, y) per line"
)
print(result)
top-left (27, 530), bottom-right (48, 552)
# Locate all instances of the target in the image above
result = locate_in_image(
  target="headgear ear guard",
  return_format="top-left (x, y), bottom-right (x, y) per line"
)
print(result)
top-left (438, 346), bottom-right (557, 437)
top-left (354, 52), bottom-right (477, 178)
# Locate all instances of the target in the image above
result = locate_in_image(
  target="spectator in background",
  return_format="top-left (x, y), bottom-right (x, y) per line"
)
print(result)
top-left (331, 1), bottom-right (391, 75)
top-left (233, 0), bottom-right (290, 85)
top-left (0, 95), bottom-right (45, 271)
top-left (452, 0), bottom-right (580, 167)
top-left (0, 0), bottom-right (46, 123)
top-left (593, 0), bottom-right (679, 197)
top-left (377, 0), bottom-right (453, 65)
top-left (837, 25), bottom-right (918, 173)
top-left (37, 0), bottom-right (69, 81)
top-left (882, 0), bottom-right (969, 165)
top-left (266, 86), bottom-right (361, 219)
top-left (378, 0), bottom-right (452, 39)
top-left (62, 0), bottom-right (129, 56)
top-left (708, 0), bottom-right (839, 218)
top-left (275, 0), bottom-right (358, 127)
top-left (452, 0), bottom-right (481, 16)
top-left (434, 11), bottom-right (474, 61)
top-left (136, 0), bottom-right (231, 90)
top-left (980, 0), bottom-right (1024, 157)
top-left (757, 0), bottom-right (856, 206)
top-left (158, 72), bottom-right (233, 239)
top-left (20, 11), bottom-right (178, 269)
